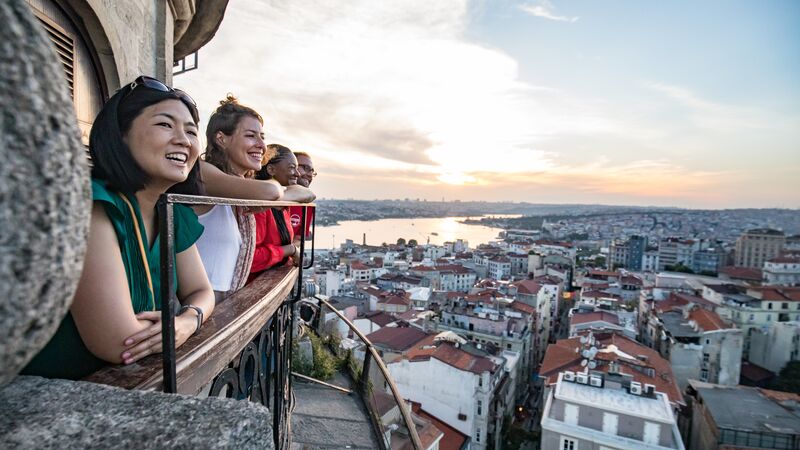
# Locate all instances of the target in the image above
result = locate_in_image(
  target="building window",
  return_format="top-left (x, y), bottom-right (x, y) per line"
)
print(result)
top-left (703, 353), bottom-right (710, 362)
top-left (602, 412), bottom-right (618, 435)
top-left (476, 428), bottom-right (481, 443)
top-left (768, 303), bottom-right (773, 310)
top-left (701, 369), bottom-right (709, 381)
top-left (705, 338), bottom-right (710, 345)
top-left (564, 404), bottom-right (579, 426)
top-left (767, 314), bottom-right (772, 322)
top-left (782, 302), bottom-right (789, 310)
top-left (560, 437), bottom-right (577, 450)
top-left (643, 422), bottom-right (661, 445)
top-left (477, 400), bottom-right (482, 416)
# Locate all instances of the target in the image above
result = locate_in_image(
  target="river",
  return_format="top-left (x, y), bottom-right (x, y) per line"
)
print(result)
top-left (315, 215), bottom-right (519, 249)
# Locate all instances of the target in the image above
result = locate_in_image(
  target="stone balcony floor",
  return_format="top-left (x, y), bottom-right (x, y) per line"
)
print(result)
top-left (290, 371), bottom-right (380, 449)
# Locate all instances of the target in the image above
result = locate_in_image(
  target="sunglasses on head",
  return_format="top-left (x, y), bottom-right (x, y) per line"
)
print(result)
top-left (126, 75), bottom-right (197, 108)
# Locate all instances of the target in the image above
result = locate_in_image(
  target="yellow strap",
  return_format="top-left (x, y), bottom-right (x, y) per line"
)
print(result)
top-left (119, 193), bottom-right (156, 311)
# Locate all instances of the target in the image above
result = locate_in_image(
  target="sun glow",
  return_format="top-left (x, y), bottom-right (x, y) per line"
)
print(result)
top-left (437, 172), bottom-right (477, 185)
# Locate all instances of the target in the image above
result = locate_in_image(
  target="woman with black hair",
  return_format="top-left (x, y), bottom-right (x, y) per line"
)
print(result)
top-left (249, 144), bottom-right (301, 281)
top-left (22, 76), bottom-right (215, 379)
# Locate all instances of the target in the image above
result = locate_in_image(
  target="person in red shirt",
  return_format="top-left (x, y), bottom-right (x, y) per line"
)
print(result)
top-left (249, 144), bottom-right (300, 282)
top-left (289, 151), bottom-right (316, 238)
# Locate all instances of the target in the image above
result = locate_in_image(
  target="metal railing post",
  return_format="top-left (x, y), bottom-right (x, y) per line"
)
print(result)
top-left (157, 195), bottom-right (177, 393)
top-left (360, 351), bottom-right (372, 396)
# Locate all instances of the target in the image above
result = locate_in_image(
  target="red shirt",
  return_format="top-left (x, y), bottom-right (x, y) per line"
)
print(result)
top-left (249, 208), bottom-right (294, 281)
top-left (288, 205), bottom-right (314, 239)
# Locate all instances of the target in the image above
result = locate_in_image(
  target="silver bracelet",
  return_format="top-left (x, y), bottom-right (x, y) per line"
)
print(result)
top-left (179, 304), bottom-right (204, 334)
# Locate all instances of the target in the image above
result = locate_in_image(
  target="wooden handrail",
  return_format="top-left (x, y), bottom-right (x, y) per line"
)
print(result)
top-left (165, 193), bottom-right (315, 208)
top-left (84, 266), bottom-right (298, 394)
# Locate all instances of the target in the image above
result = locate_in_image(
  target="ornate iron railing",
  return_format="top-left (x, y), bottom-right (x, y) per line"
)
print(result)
top-left (85, 193), bottom-right (316, 450)
top-left (303, 295), bottom-right (424, 450)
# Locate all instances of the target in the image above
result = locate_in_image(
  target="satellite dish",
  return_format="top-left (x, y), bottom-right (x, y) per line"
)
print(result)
top-left (581, 359), bottom-right (588, 367)
top-left (581, 350), bottom-right (590, 359)
top-left (580, 336), bottom-right (588, 344)
top-left (588, 361), bottom-right (597, 369)
top-left (589, 347), bottom-right (598, 358)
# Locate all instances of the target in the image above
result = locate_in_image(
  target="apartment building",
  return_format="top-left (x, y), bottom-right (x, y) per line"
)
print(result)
top-left (541, 372), bottom-right (685, 450)
top-left (388, 337), bottom-right (513, 450)
top-left (735, 228), bottom-right (785, 269)
top-left (748, 321), bottom-right (800, 374)
top-left (685, 382), bottom-right (800, 450)
top-left (763, 255), bottom-right (800, 286)
top-left (654, 308), bottom-right (742, 389)
top-left (658, 238), bottom-right (698, 271)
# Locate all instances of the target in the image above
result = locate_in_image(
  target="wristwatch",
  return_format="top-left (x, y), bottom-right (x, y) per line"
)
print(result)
top-left (179, 304), bottom-right (204, 334)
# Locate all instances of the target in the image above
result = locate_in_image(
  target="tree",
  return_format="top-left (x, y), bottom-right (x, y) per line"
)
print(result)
top-left (408, 239), bottom-right (418, 247)
top-left (770, 361), bottom-right (800, 394)
top-left (396, 238), bottom-right (406, 246)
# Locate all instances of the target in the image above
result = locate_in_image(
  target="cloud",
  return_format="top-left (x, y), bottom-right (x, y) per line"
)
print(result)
top-left (643, 81), bottom-right (800, 132)
top-left (520, 1), bottom-right (579, 23)
top-left (181, 0), bottom-right (607, 176)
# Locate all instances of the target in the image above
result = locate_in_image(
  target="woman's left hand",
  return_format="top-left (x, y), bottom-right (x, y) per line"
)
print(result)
top-left (120, 311), bottom-right (196, 364)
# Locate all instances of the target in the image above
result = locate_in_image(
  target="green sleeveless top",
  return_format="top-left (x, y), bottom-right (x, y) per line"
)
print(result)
top-left (21, 179), bottom-right (204, 380)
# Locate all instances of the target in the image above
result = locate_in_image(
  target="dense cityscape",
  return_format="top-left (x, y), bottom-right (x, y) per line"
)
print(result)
top-left (298, 208), bottom-right (800, 449)
top-left (4, 1), bottom-right (799, 449)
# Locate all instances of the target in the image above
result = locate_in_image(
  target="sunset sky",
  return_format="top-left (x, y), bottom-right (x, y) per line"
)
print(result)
top-left (178, 0), bottom-right (800, 209)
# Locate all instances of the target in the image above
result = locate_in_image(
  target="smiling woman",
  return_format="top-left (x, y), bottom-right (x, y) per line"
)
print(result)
top-left (21, 76), bottom-right (216, 379)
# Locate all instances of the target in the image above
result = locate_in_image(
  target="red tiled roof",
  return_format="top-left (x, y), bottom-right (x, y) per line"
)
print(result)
top-left (540, 333), bottom-right (683, 404)
top-left (405, 341), bottom-right (497, 375)
top-left (570, 311), bottom-right (619, 326)
top-left (766, 255), bottom-right (800, 264)
top-left (748, 286), bottom-right (800, 302)
top-left (350, 261), bottom-right (370, 271)
top-left (687, 308), bottom-right (731, 332)
top-left (588, 269), bottom-right (620, 278)
top-left (621, 275), bottom-right (643, 286)
top-left (411, 265), bottom-right (438, 272)
top-left (380, 294), bottom-right (412, 306)
top-left (533, 275), bottom-right (562, 285)
top-left (740, 361), bottom-right (775, 383)
top-left (411, 403), bottom-right (467, 450)
top-left (653, 295), bottom-right (689, 313)
top-left (514, 280), bottom-right (542, 295)
top-left (365, 311), bottom-right (397, 327)
top-left (719, 266), bottom-right (763, 281)
top-left (367, 327), bottom-right (429, 352)
top-left (510, 301), bottom-right (535, 315)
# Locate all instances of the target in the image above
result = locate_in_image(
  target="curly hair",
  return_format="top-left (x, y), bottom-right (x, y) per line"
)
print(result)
top-left (203, 94), bottom-right (263, 176)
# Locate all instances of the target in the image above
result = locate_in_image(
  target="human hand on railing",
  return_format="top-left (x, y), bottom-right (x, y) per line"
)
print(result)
top-left (282, 243), bottom-right (301, 266)
top-left (119, 311), bottom-right (196, 364)
top-left (282, 185), bottom-right (315, 203)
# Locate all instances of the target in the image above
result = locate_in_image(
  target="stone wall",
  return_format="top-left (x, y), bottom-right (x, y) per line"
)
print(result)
top-left (0, 0), bottom-right (89, 386)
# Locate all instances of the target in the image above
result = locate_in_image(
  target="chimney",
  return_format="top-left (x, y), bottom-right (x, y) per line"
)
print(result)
top-left (363, 233), bottom-right (366, 246)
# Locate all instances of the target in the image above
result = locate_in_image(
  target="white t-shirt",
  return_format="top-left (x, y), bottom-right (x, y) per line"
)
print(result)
top-left (196, 205), bottom-right (242, 292)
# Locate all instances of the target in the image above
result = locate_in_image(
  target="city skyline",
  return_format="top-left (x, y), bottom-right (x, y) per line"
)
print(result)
top-left (179, 0), bottom-right (800, 209)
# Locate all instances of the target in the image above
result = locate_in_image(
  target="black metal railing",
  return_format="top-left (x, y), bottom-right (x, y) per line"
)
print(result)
top-left (157, 193), bottom-right (316, 449)
top-left (304, 295), bottom-right (423, 450)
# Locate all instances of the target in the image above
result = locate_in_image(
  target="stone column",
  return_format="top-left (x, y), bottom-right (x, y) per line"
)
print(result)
top-left (0, 0), bottom-right (90, 386)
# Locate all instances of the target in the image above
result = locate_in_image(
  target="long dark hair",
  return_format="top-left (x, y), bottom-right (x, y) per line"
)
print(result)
top-left (89, 81), bottom-right (202, 195)
top-left (255, 144), bottom-right (293, 246)
top-left (203, 94), bottom-right (263, 176)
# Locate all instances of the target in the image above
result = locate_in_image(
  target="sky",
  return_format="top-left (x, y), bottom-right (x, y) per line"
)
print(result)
top-left (178, 0), bottom-right (800, 209)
